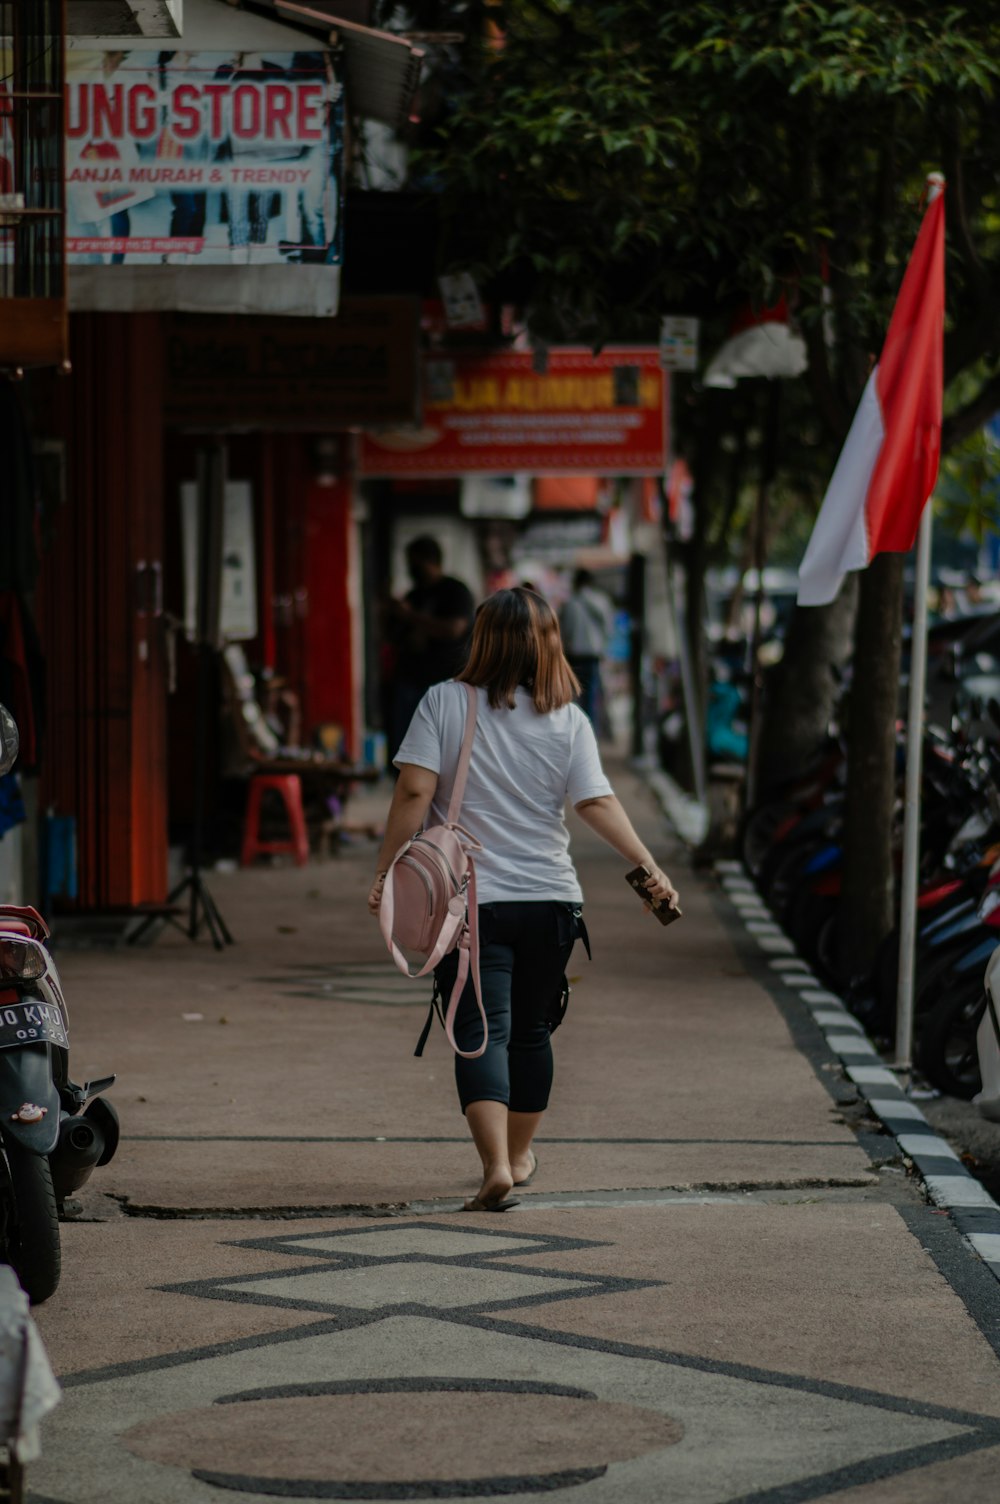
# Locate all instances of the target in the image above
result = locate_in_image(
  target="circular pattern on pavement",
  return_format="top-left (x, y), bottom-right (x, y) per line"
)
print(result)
top-left (122, 1378), bottom-right (683, 1498)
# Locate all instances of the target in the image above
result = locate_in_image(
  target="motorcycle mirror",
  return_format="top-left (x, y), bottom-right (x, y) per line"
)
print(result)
top-left (0, 705), bottom-right (18, 776)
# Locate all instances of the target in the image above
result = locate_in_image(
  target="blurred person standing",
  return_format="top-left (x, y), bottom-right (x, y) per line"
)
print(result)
top-left (385, 536), bottom-right (475, 761)
top-left (560, 568), bottom-right (614, 727)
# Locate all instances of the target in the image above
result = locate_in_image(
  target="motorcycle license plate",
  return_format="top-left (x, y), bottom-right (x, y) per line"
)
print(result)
top-left (0, 1001), bottom-right (67, 1050)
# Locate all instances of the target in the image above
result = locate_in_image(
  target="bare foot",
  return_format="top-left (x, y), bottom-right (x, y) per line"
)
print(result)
top-left (464, 1163), bottom-right (515, 1211)
top-left (510, 1150), bottom-right (537, 1185)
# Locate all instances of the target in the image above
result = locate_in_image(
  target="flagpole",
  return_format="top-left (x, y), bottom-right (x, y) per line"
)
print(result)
top-left (894, 501), bottom-right (933, 1071)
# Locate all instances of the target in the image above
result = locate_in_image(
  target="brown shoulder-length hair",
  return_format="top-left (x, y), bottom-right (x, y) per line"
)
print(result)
top-left (457, 587), bottom-right (580, 712)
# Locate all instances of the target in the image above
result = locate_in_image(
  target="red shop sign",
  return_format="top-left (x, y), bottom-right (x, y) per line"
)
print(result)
top-left (359, 347), bottom-right (667, 477)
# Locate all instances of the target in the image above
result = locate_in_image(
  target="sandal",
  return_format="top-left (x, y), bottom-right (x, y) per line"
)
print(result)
top-left (463, 1194), bottom-right (521, 1213)
top-left (513, 1151), bottom-right (538, 1187)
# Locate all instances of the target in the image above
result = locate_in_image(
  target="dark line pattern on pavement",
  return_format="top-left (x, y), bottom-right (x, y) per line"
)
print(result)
top-left (65, 1219), bottom-right (1000, 1432)
top-left (156, 1238), bottom-right (661, 1318)
top-left (214, 1378), bottom-right (599, 1403)
top-left (191, 1464), bottom-right (608, 1498)
top-left (721, 1433), bottom-right (1000, 1504)
top-left (223, 1224), bottom-right (605, 1258)
top-left (459, 1308), bottom-right (999, 1432)
top-left (894, 1202), bottom-right (1000, 1363)
top-left (124, 1135), bottom-right (856, 1146)
top-left (48, 1216), bottom-right (1000, 1502)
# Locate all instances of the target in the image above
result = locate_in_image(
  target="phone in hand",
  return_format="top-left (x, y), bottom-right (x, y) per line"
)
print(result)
top-left (625, 865), bottom-right (682, 926)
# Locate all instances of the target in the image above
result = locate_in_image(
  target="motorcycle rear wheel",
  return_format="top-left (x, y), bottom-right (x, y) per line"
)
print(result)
top-left (915, 981), bottom-right (986, 1101)
top-left (785, 888), bottom-right (838, 975)
top-left (2, 1142), bottom-right (61, 1305)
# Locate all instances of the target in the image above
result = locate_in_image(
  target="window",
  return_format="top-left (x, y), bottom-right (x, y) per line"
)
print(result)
top-left (0, 0), bottom-right (66, 366)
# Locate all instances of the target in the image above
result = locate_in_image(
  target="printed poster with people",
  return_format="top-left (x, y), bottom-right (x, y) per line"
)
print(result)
top-left (65, 50), bottom-right (343, 267)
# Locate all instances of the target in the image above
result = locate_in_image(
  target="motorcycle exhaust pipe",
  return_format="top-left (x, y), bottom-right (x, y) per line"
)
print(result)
top-left (49, 1100), bottom-right (117, 1199)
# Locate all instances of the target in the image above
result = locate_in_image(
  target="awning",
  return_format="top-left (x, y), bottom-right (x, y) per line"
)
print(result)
top-left (66, 0), bottom-right (182, 36)
top-left (267, 1), bottom-right (424, 128)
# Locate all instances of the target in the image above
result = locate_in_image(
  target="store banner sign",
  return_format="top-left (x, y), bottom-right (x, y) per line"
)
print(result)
top-left (359, 348), bottom-right (667, 477)
top-left (65, 51), bottom-right (343, 267)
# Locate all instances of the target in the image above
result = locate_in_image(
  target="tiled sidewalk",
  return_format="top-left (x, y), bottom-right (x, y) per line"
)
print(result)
top-left (26, 762), bottom-right (1000, 1503)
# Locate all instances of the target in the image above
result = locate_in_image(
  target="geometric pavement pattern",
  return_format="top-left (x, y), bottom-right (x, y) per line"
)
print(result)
top-left (28, 1220), bottom-right (1000, 1503)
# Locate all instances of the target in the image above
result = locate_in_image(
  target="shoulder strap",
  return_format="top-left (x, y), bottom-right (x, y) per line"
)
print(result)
top-left (446, 682), bottom-right (478, 826)
top-left (441, 859), bottom-right (487, 1058)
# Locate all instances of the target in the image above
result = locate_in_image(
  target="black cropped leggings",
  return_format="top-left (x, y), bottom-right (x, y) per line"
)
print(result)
top-left (435, 901), bottom-right (583, 1115)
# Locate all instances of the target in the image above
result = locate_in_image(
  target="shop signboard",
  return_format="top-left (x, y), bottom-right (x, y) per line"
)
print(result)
top-left (65, 49), bottom-right (343, 269)
top-left (359, 347), bottom-right (667, 477)
top-left (162, 296), bottom-right (420, 430)
top-left (659, 315), bottom-right (699, 371)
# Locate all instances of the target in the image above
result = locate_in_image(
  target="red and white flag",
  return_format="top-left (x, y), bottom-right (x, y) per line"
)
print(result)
top-left (797, 178), bottom-right (945, 607)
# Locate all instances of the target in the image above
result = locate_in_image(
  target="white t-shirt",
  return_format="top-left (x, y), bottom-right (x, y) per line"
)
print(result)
top-left (394, 680), bottom-right (614, 903)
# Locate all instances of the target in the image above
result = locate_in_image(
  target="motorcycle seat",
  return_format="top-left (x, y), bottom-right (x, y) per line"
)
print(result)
top-left (0, 905), bottom-right (48, 939)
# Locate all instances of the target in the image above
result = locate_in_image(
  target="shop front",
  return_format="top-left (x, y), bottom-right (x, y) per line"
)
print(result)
top-left (159, 296), bottom-right (419, 854)
top-left (16, 0), bottom-right (422, 920)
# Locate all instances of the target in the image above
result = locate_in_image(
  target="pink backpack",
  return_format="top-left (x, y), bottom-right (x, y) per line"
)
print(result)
top-left (379, 682), bottom-right (487, 1059)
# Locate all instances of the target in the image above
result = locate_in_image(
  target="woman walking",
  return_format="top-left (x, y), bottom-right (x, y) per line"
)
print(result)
top-left (368, 588), bottom-right (679, 1211)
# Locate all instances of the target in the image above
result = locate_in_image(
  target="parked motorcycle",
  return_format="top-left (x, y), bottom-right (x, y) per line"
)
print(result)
top-left (909, 873), bottom-right (1000, 1098)
top-left (974, 945), bottom-right (1000, 1122)
top-left (0, 707), bottom-right (119, 1303)
top-left (739, 700), bottom-right (1000, 1092)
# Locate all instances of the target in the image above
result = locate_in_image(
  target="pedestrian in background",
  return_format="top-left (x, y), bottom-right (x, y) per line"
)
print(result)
top-left (560, 568), bottom-right (614, 727)
top-left (384, 536), bottom-right (475, 763)
top-left (369, 587), bottom-right (678, 1210)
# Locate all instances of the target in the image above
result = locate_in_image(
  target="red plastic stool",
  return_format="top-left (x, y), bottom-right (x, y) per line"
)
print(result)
top-left (241, 774), bottom-right (310, 867)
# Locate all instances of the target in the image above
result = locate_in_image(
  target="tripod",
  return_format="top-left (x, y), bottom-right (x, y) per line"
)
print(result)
top-left (130, 445), bottom-right (233, 952)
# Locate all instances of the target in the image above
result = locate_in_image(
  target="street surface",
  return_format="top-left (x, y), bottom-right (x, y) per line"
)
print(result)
top-left (25, 764), bottom-right (1000, 1502)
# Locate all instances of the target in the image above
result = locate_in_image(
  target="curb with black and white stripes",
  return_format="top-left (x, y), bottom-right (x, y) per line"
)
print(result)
top-left (714, 859), bottom-right (1000, 1286)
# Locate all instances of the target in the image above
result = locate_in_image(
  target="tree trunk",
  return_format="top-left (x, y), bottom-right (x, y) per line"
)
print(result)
top-left (837, 554), bottom-right (905, 982)
top-left (756, 576), bottom-right (858, 795)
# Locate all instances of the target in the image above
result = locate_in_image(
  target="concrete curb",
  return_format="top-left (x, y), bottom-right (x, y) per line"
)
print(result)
top-left (711, 857), bottom-right (1000, 1287)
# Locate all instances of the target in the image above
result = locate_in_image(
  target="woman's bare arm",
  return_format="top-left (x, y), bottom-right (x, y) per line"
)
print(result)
top-left (574, 794), bottom-right (680, 908)
top-left (368, 763), bottom-right (438, 914)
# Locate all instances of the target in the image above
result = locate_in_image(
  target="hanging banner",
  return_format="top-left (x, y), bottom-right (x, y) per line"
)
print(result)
top-left (359, 348), bottom-right (667, 477)
top-left (65, 50), bottom-right (343, 268)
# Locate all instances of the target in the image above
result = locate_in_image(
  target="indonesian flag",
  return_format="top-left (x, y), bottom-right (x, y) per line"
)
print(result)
top-left (797, 178), bottom-right (945, 607)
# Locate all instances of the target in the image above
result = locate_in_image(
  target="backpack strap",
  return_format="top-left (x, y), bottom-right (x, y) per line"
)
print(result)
top-left (414, 980), bottom-right (443, 1058)
top-left (440, 858), bottom-right (487, 1059)
top-left (441, 688), bottom-right (486, 1058)
top-left (446, 682), bottom-right (478, 826)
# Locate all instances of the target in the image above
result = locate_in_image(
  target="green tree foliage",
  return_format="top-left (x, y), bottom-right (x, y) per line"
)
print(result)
top-left (425, 0), bottom-right (1000, 449)
top-left (417, 3), bottom-right (1000, 974)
